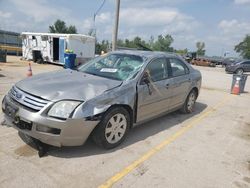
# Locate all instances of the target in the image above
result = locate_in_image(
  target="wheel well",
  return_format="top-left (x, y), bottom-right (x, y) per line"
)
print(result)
top-left (191, 87), bottom-right (199, 98)
top-left (235, 68), bottom-right (243, 73)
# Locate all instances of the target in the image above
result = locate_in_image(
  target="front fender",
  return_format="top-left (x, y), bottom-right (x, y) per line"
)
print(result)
top-left (73, 83), bottom-right (136, 119)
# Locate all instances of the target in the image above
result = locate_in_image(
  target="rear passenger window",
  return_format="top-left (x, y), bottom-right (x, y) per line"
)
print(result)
top-left (146, 58), bottom-right (168, 82)
top-left (169, 58), bottom-right (189, 77)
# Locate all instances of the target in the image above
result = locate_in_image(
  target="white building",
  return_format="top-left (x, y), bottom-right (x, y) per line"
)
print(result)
top-left (21, 32), bottom-right (95, 65)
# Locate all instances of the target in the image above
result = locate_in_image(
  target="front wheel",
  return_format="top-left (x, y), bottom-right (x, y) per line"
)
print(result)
top-left (92, 107), bottom-right (130, 149)
top-left (180, 90), bottom-right (197, 114)
top-left (236, 68), bottom-right (244, 75)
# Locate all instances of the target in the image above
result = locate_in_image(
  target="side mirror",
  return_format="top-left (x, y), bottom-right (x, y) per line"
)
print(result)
top-left (141, 71), bottom-right (150, 85)
top-left (141, 71), bottom-right (153, 95)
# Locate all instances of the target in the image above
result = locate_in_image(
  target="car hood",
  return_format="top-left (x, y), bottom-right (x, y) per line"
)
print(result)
top-left (226, 62), bottom-right (239, 67)
top-left (16, 69), bottom-right (122, 101)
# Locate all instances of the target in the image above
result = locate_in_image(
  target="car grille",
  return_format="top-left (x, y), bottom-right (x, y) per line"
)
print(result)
top-left (9, 86), bottom-right (50, 111)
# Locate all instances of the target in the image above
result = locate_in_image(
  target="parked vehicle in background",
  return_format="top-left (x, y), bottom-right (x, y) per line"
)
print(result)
top-left (191, 58), bottom-right (216, 67)
top-left (2, 50), bottom-right (201, 149)
top-left (225, 60), bottom-right (250, 74)
top-left (221, 58), bottom-right (239, 67)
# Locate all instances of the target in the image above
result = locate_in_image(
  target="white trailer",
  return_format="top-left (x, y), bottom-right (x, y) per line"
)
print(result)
top-left (21, 32), bottom-right (95, 65)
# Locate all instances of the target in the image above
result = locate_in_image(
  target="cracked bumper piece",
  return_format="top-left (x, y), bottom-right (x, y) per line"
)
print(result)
top-left (2, 95), bottom-right (99, 147)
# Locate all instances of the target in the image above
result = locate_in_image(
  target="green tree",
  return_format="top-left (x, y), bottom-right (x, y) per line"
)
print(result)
top-left (133, 36), bottom-right (142, 46)
top-left (67, 25), bottom-right (77, 34)
top-left (95, 40), bottom-right (110, 54)
top-left (196, 42), bottom-right (205, 56)
top-left (95, 42), bottom-right (101, 54)
top-left (116, 39), bottom-right (124, 47)
top-left (125, 39), bottom-right (130, 47)
top-left (149, 35), bottom-right (154, 48)
top-left (175, 48), bottom-right (188, 55)
top-left (116, 36), bottom-right (148, 49)
top-left (235, 35), bottom-right (250, 59)
top-left (49, 19), bottom-right (77, 34)
top-left (96, 34), bottom-right (174, 53)
top-left (152, 34), bottom-right (174, 52)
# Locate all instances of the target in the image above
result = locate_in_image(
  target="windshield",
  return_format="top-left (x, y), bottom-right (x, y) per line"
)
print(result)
top-left (78, 53), bottom-right (144, 81)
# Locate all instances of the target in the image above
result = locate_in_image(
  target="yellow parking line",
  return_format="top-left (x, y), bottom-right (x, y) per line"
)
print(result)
top-left (99, 95), bottom-right (232, 188)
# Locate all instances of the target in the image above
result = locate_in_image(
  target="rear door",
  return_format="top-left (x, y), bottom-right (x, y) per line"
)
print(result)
top-left (168, 58), bottom-right (192, 109)
top-left (242, 61), bottom-right (250, 72)
top-left (137, 57), bottom-right (174, 122)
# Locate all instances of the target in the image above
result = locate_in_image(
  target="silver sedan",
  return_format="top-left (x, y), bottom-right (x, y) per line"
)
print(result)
top-left (2, 50), bottom-right (201, 149)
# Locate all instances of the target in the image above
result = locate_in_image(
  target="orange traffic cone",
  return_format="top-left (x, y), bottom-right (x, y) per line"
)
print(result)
top-left (231, 79), bottom-right (240, 95)
top-left (27, 63), bottom-right (33, 77)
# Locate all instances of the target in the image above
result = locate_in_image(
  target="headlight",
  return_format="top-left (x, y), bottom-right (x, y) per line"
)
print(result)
top-left (48, 101), bottom-right (81, 119)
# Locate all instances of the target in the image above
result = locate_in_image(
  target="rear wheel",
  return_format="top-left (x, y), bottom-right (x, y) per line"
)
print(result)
top-left (92, 107), bottom-right (130, 149)
top-left (236, 68), bottom-right (244, 74)
top-left (181, 90), bottom-right (197, 114)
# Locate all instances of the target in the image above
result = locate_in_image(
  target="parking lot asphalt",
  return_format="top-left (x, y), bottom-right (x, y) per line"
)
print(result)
top-left (0, 56), bottom-right (250, 188)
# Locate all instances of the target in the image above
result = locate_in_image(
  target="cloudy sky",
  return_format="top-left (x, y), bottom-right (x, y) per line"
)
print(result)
top-left (0, 0), bottom-right (250, 56)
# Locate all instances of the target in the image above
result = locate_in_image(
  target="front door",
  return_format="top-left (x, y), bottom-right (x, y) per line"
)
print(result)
top-left (59, 37), bottom-right (65, 64)
top-left (52, 37), bottom-right (59, 61)
top-left (243, 61), bottom-right (250, 72)
top-left (137, 57), bottom-right (174, 122)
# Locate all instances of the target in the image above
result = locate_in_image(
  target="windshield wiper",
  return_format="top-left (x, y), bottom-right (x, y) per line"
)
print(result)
top-left (83, 71), bottom-right (98, 76)
top-left (83, 71), bottom-right (123, 81)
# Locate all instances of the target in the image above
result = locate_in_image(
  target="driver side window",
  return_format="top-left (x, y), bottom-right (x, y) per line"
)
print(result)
top-left (243, 61), bottom-right (250, 65)
top-left (146, 58), bottom-right (168, 82)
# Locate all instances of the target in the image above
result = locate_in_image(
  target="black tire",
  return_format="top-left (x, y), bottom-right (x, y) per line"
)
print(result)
top-left (180, 89), bottom-right (197, 114)
top-left (92, 107), bottom-right (130, 149)
top-left (236, 68), bottom-right (244, 75)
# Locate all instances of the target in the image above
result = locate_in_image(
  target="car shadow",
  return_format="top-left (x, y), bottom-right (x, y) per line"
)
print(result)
top-left (19, 102), bottom-right (207, 158)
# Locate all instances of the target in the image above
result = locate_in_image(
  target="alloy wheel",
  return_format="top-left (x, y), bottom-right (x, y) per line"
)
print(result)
top-left (187, 92), bottom-right (196, 112)
top-left (236, 69), bottom-right (244, 74)
top-left (105, 113), bottom-right (127, 144)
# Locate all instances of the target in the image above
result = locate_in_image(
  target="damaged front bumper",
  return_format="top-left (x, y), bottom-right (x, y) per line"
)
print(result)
top-left (2, 95), bottom-right (99, 147)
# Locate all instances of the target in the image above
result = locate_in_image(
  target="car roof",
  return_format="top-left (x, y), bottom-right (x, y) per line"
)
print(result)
top-left (112, 50), bottom-right (180, 60)
top-left (242, 59), bottom-right (250, 62)
top-left (236, 59), bottom-right (250, 64)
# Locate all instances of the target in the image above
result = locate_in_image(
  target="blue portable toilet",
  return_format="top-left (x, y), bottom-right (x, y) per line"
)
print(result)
top-left (64, 52), bottom-right (76, 69)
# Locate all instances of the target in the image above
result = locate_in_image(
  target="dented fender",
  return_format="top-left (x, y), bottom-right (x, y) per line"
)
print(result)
top-left (73, 82), bottom-right (137, 119)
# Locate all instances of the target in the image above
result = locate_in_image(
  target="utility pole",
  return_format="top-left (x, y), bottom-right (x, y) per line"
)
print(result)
top-left (93, 0), bottom-right (106, 37)
top-left (112, 0), bottom-right (120, 51)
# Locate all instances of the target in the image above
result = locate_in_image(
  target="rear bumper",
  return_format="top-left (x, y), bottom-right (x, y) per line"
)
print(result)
top-left (2, 95), bottom-right (99, 147)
